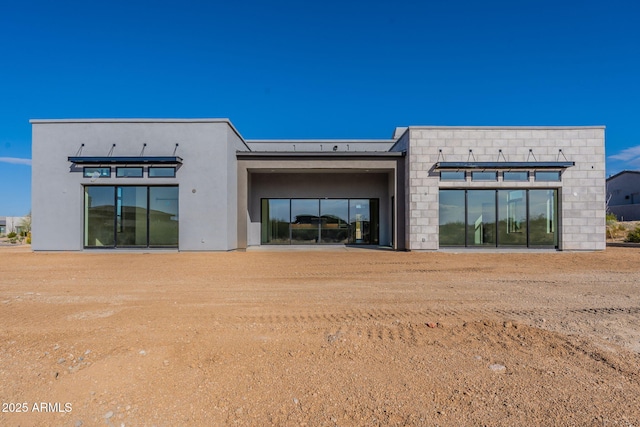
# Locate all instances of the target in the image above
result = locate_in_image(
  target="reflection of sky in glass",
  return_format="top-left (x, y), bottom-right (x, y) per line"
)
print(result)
top-left (321, 199), bottom-right (348, 223)
top-left (150, 187), bottom-right (179, 216)
top-left (292, 200), bottom-right (319, 222)
top-left (269, 199), bottom-right (290, 222)
top-left (87, 187), bottom-right (114, 207)
top-left (349, 200), bottom-right (369, 222)
top-left (120, 187), bottom-right (147, 209)
top-left (439, 190), bottom-right (465, 224)
top-left (467, 190), bottom-right (495, 222)
top-left (529, 190), bottom-right (555, 218)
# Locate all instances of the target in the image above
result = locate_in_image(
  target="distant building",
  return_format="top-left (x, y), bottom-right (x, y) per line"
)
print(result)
top-left (31, 119), bottom-right (606, 251)
top-left (0, 216), bottom-right (28, 235)
top-left (607, 171), bottom-right (640, 220)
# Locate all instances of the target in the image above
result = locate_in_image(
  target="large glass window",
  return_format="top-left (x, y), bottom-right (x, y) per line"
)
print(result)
top-left (291, 199), bottom-right (320, 244)
top-left (149, 187), bottom-right (179, 246)
top-left (261, 199), bottom-right (291, 244)
top-left (261, 198), bottom-right (379, 245)
top-left (84, 186), bottom-right (178, 248)
top-left (439, 190), bottom-right (465, 246)
top-left (498, 190), bottom-right (527, 246)
top-left (84, 186), bottom-right (115, 247)
top-left (439, 189), bottom-right (558, 248)
top-left (117, 187), bottom-right (148, 246)
top-left (349, 199), bottom-right (371, 244)
top-left (529, 189), bottom-right (557, 246)
top-left (320, 199), bottom-right (349, 243)
top-left (467, 190), bottom-right (496, 246)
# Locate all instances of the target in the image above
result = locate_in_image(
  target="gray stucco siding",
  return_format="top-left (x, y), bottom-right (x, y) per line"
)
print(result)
top-left (31, 120), bottom-right (239, 251)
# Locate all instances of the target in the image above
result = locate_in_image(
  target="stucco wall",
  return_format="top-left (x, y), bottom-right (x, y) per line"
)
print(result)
top-left (31, 119), bottom-right (240, 251)
top-left (607, 172), bottom-right (640, 206)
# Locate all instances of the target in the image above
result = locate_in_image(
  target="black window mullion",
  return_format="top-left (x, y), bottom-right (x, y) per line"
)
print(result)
top-left (146, 186), bottom-right (150, 248)
top-left (464, 190), bottom-right (468, 247)
top-left (526, 190), bottom-right (530, 248)
top-left (114, 186), bottom-right (119, 248)
top-left (495, 190), bottom-right (499, 247)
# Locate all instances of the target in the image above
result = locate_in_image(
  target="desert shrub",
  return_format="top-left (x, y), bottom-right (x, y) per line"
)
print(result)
top-left (606, 215), bottom-right (627, 240)
top-left (625, 226), bottom-right (640, 243)
top-left (6, 231), bottom-right (17, 239)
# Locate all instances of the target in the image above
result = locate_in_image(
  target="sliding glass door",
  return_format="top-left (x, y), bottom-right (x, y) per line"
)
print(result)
top-left (84, 186), bottom-right (115, 247)
top-left (84, 186), bottom-right (178, 248)
top-left (439, 189), bottom-right (558, 248)
top-left (261, 198), bottom-right (379, 245)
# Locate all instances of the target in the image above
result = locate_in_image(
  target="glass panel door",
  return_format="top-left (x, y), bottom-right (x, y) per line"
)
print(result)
top-left (320, 199), bottom-right (349, 243)
top-left (261, 199), bottom-right (291, 244)
top-left (291, 199), bottom-right (319, 244)
top-left (349, 199), bottom-right (370, 244)
top-left (439, 190), bottom-right (466, 246)
top-left (466, 190), bottom-right (496, 246)
top-left (498, 190), bottom-right (527, 246)
top-left (529, 189), bottom-right (557, 246)
top-left (84, 186), bottom-right (115, 247)
top-left (116, 186), bottom-right (148, 247)
top-left (149, 187), bottom-right (179, 246)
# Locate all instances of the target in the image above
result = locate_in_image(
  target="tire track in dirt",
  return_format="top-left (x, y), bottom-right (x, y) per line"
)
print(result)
top-left (228, 306), bottom-right (640, 352)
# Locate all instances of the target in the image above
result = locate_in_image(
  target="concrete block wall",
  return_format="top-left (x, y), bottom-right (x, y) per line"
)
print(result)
top-left (406, 127), bottom-right (606, 251)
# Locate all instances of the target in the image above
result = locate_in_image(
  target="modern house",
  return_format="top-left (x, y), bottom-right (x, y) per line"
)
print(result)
top-left (31, 119), bottom-right (606, 251)
top-left (0, 216), bottom-right (29, 236)
top-left (606, 170), bottom-right (640, 220)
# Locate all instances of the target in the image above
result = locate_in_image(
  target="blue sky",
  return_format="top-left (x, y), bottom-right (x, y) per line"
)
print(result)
top-left (1, 0), bottom-right (639, 216)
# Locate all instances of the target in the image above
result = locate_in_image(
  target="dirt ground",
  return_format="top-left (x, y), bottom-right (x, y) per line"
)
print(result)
top-left (1, 246), bottom-right (639, 427)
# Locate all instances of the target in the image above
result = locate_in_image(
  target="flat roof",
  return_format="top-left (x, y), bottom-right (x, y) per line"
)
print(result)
top-left (31, 118), bottom-right (234, 124)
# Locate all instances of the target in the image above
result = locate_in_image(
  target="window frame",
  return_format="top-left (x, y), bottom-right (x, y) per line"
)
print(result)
top-left (471, 171), bottom-right (498, 181)
top-left (534, 171), bottom-right (561, 182)
top-left (148, 167), bottom-right (176, 178)
top-left (440, 171), bottom-right (466, 181)
top-left (83, 167), bottom-right (111, 178)
top-left (116, 167), bottom-right (144, 178)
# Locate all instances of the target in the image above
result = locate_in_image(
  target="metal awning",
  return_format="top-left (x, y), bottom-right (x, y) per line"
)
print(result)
top-left (68, 156), bottom-right (183, 165)
top-left (435, 161), bottom-right (574, 169)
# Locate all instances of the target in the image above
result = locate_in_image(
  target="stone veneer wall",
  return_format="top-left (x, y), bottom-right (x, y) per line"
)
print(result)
top-left (406, 127), bottom-right (606, 251)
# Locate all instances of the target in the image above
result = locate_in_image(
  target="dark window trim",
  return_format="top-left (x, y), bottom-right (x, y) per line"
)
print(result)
top-left (149, 167), bottom-right (176, 178)
top-left (84, 184), bottom-right (179, 249)
top-left (116, 167), bottom-right (144, 178)
top-left (440, 171), bottom-right (466, 181)
top-left (439, 188), bottom-right (558, 249)
top-left (534, 171), bottom-right (562, 182)
top-left (471, 171), bottom-right (498, 181)
top-left (260, 197), bottom-right (380, 245)
top-left (83, 167), bottom-right (111, 178)
top-left (503, 171), bottom-right (530, 181)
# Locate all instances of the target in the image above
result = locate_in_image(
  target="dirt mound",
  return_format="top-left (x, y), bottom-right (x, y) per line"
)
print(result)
top-left (1, 247), bottom-right (640, 426)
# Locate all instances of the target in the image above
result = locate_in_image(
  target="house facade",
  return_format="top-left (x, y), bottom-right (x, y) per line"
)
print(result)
top-left (606, 170), bottom-right (640, 221)
top-left (31, 119), bottom-right (606, 251)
